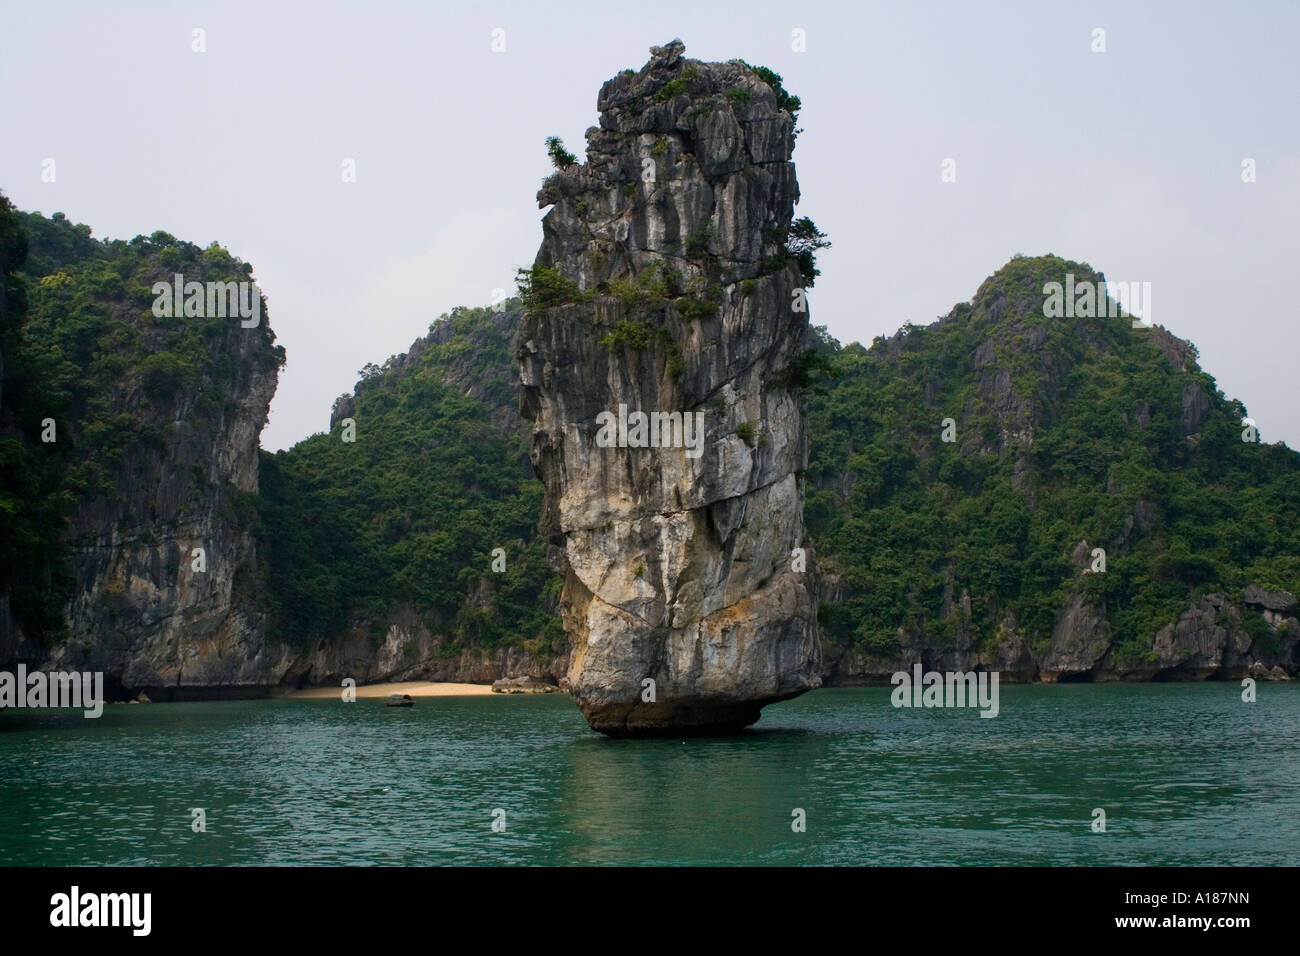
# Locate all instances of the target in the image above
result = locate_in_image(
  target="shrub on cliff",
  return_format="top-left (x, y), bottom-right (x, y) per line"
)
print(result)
top-left (785, 217), bottom-right (831, 287)
top-left (516, 265), bottom-right (585, 309)
top-left (545, 136), bottom-right (577, 169)
top-left (736, 61), bottom-right (801, 123)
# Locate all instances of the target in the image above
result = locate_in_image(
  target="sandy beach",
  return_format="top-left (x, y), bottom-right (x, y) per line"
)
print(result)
top-left (285, 681), bottom-right (494, 700)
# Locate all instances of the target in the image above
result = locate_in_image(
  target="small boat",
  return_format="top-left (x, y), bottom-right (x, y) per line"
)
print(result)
top-left (386, 693), bottom-right (415, 707)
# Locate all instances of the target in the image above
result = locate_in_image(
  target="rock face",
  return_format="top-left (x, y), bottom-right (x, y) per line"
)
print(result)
top-left (822, 585), bottom-right (1300, 685)
top-left (283, 602), bottom-right (569, 689)
top-left (49, 304), bottom-right (283, 698)
top-left (491, 675), bottom-right (562, 694)
top-left (518, 41), bottom-right (822, 734)
top-left (0, 230), bottom-right (288, 700)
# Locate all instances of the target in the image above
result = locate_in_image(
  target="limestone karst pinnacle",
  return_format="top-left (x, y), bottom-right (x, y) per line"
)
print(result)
top-left (518, 40), bottom-right (823, 734)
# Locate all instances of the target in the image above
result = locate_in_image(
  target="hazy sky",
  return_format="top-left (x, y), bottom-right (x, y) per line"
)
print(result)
top-left (2, 1), bottom-right (1296, 451)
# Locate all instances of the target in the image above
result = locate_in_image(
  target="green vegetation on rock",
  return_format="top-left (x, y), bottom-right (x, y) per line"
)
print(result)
top-left (545, 136), bottom-right (577, 169)
top-left (0, 197), bottom-right (73, 642)
top-left (736, 61), bottom-right (801, 123)
top-left (0, 202), bottom-right (284, 645)
top-left (804, 254), bottom-right (1300, 659)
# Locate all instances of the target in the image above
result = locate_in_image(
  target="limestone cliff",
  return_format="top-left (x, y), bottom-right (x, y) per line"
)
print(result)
top-left (49, 305), bottom-right (284, 699)
top-left (1, 217), bottom-right (288, 698)
top-left (518, 41), bottom-right (822, 733)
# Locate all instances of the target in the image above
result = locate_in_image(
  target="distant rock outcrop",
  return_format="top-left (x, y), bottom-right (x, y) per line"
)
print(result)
top-left (812, 255), bottom-right (1300, 686)
top-left (519, 41), bottom-right (822, 734)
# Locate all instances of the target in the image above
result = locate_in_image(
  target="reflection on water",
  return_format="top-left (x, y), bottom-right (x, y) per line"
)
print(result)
top-left (556, 728), bottom-right (832, 865)
top-left (1, 684), bottom-right (1296, 865)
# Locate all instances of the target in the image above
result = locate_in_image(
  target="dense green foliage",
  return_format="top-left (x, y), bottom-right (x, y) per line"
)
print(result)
top-left (18, 216), bottom-right (282, 500)
top-left (255, 304), bottom-right (563, 658)
top-left (804, 254), bottom-right (1300, 659)
top-left (0, 196), bottom-right (73, 641)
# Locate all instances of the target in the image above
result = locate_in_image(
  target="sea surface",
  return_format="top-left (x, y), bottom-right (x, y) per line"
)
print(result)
top-left (1, 684), bottom-right (1297, 866)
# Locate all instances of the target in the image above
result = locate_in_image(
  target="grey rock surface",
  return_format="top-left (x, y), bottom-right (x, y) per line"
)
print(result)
top-left (492, 675), bottom-right (561, 694)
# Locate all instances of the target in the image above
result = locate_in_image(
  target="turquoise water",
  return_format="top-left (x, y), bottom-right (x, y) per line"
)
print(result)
top-left (1, 684), bottom-right (1296, 865)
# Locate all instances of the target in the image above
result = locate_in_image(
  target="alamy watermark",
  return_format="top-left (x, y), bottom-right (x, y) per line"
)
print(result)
top-left (151, 273), bottom-right (261, 327)
top-left (0, 666), bottom-right (104, 718)
top-left (891, 664), bottom-right (999, 718)
top-left (1043, 273), bottom-right (1152, 328)
top-left (50, 886), bottom-right (150, 936)
top-left (595, 404), bottom-right (705, 459)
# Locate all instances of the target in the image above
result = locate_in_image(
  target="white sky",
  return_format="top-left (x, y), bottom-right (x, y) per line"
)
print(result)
top-left (2, 0), bottom-right (1296, 451)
